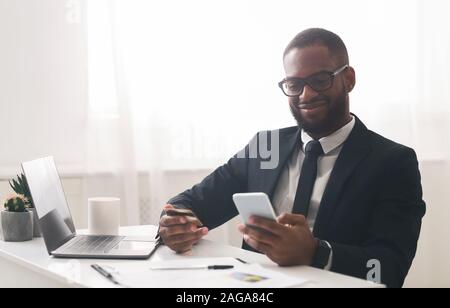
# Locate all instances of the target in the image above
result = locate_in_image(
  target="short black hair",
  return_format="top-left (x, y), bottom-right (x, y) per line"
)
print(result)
top-left (284, 28), bottom-right (349, 65)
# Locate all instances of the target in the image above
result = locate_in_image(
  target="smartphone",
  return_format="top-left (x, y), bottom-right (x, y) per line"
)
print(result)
top-left (232, 193), bottom-right (277, 225)
top-left (165, 208), bottom-right (204, 227)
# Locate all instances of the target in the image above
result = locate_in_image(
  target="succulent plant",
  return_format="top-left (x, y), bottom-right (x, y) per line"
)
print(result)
top-left (9, 173), bottom-right (34, 208)
top-left (4, 194), bottom-right (30, 213)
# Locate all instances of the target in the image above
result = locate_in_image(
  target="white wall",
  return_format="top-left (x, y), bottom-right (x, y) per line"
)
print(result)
top-left (404, 161), bottom-right (450, 288)
top-left (0, 0), bottom-right (88, 172)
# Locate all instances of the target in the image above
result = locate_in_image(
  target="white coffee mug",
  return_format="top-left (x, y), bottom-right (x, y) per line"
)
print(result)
top-left (88, 197), bottom-right (120, 236)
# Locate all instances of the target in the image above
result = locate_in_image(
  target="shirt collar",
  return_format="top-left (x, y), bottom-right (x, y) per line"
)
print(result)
top-left (301, 116), bottom-right (356, 155)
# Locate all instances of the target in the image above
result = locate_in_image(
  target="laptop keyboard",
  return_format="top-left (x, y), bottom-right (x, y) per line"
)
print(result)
top-left (61, 235), bottom-right (125, 254)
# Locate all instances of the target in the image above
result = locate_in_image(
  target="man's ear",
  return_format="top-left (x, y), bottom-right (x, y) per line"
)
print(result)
top-left (344, 66), bottom-right (356, 93)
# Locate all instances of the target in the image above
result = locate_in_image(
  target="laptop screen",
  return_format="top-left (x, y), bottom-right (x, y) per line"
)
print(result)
top-left (22, 157), bottom-right (76, 254)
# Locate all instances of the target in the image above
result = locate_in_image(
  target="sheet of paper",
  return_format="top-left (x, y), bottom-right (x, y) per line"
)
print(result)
top-left (104, 257), bottom-right (308, 288)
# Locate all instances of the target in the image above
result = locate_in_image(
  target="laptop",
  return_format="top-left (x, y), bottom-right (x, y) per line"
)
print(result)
top-left (22, 156), bottom-right (156, 259)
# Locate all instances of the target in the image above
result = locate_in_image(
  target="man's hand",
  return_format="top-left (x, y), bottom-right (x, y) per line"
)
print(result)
top-left (159, 204), bottom-right (209, 253)
top-left (238, 213), bottom-right (318, 266)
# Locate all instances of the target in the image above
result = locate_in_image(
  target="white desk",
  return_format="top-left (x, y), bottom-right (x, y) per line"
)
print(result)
top-left (0, 225), bottom-right (381, 288)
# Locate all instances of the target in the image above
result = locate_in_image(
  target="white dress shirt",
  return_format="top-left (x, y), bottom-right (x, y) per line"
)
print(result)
top-left (272, 117), bottom-right (356, 269)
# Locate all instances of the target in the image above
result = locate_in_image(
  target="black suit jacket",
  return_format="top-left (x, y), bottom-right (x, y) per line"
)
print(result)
top-left (168, 116), bottom-right (426, 288)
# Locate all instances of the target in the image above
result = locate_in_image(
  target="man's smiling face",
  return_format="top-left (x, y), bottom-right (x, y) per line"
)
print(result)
top-left (283, 44), bottom-right (354, 138)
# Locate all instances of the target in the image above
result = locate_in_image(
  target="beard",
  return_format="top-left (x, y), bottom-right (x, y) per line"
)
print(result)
top-left (289, 86), bottom-right (348, 136)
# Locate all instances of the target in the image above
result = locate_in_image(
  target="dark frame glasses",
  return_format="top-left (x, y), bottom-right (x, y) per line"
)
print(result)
top-left (279, 65), bottom-right (349, 97)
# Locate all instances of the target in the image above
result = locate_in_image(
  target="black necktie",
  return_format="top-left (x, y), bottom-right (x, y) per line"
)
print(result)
top-left (292, 140), bottom-right (324, 217)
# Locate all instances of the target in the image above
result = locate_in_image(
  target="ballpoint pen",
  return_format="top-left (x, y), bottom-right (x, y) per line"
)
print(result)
top-left (91, 264), bottom-right (124, 287)
top-left (155, 226), bottom-right (161, 240)
top-left (150, 265), bottom-right (234, 271)
top-left (235, 258), bottom-right (249, 264)
top-left (148, 236), bottom-right (164, 259)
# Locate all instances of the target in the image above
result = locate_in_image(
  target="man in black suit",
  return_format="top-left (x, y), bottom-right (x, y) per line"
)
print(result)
top-left (158, 28), bottom-right (426, 288)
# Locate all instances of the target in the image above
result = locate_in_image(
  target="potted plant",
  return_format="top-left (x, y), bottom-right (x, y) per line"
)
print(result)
top-left (9, 173), bottom-right (41, 237)
top-left (1, 194), bottom-right (34, 242)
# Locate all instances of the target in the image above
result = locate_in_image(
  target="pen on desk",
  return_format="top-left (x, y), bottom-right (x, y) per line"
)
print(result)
top-left (235, 258), bottom-right (248, 264)
top-left (91, 264), bottom-right (121, 286)
top-left (150, 265), bottom-right (234, 271)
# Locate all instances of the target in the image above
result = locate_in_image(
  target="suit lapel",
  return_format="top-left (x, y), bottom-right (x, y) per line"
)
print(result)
top-left (313, 116), bottom-right (372, 238)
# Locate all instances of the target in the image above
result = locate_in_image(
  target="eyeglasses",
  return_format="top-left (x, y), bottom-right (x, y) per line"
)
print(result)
top-left (278, 65), bottom-right (349, 97)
